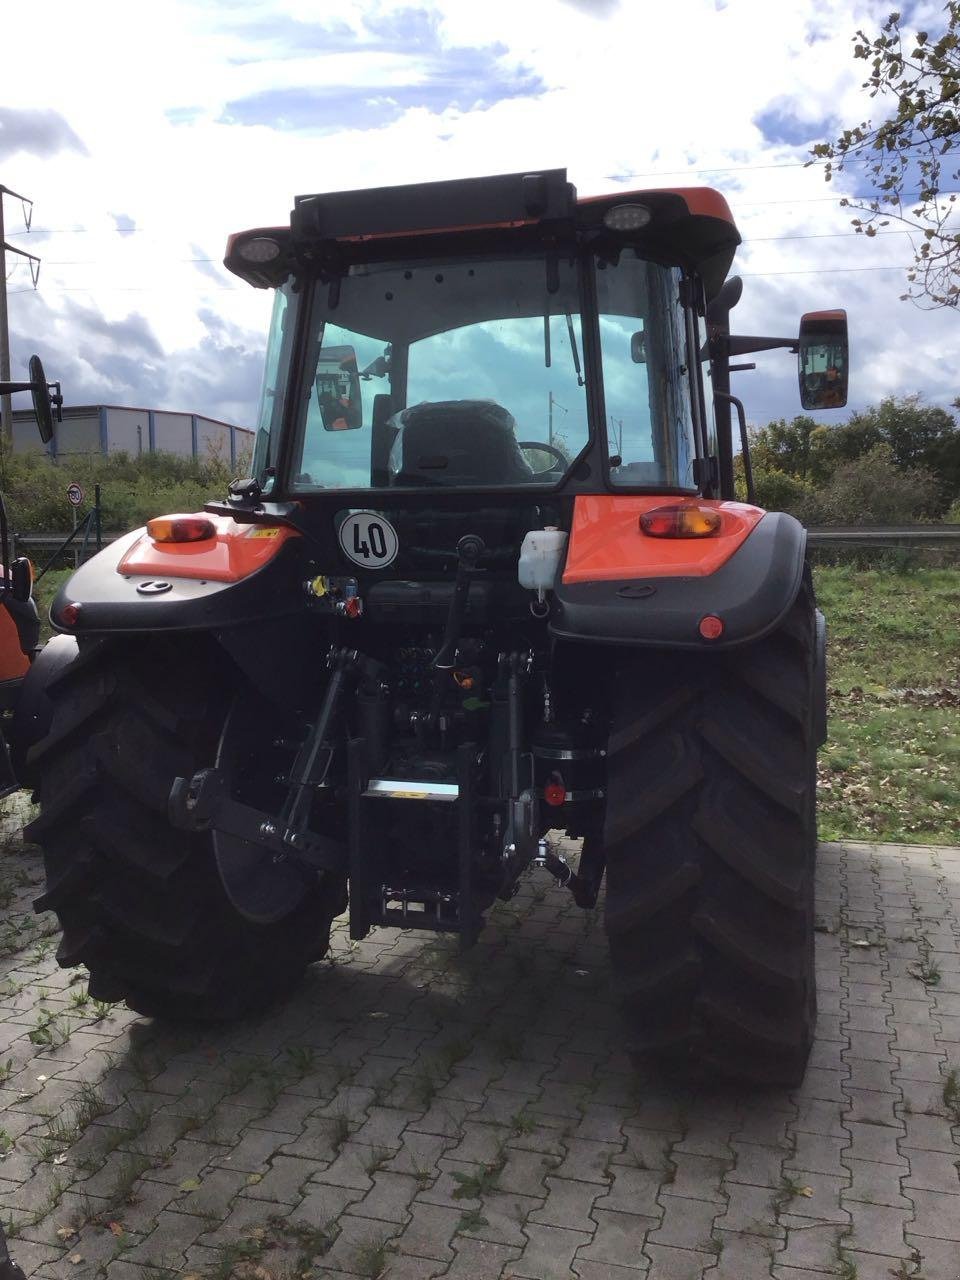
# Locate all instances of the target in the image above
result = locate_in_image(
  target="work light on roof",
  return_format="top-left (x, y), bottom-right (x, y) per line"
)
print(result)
top-left (237, 237), bottom-right (282, 263)
top-left (603, 203), bottom-right (652, 232)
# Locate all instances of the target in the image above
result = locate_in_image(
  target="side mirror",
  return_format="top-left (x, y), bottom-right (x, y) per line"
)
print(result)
top-left (798, 310), bottom-right (848, 410)
top-left (28, 355), bottom-right (56, 444)
top-left (316, 344), bottom-right (363, 431)
top-left (630, 330), bottom-right (646, 364)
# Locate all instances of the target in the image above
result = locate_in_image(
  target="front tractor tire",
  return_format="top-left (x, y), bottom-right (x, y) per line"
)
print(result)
top-left (26, 639), bottom-right (341, 1021)
top-left (603, 576), bottom-right (820, 1086)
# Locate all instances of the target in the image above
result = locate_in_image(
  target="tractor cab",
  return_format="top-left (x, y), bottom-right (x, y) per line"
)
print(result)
top-left (226, 171), bottom-right (746, 512)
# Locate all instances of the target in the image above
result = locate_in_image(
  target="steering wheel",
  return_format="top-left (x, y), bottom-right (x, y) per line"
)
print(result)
top-left (518, 441), bottom-right (568, 476)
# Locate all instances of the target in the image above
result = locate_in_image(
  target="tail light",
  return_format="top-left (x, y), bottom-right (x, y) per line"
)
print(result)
top-left (147, 516), bottom-right (216, 543)
top-left (640, 504), bottom-right (722, 538)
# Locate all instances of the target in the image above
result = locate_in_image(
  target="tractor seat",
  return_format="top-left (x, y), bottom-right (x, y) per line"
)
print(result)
top-left (391, 400), bottom-right (535, 487)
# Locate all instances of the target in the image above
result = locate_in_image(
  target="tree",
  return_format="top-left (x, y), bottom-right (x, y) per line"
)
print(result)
top-left (751, 397), bottom-right (960, 511)
top-left (811, 5), bottom-right (960, 308)
top-left (748, 416), bottom-right (821, 482)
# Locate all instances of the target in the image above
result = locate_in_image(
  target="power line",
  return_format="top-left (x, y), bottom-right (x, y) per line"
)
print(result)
top-left (607, 159), bottom-right (813, 179)
top-left (740, 264), bottom-right (908, 277)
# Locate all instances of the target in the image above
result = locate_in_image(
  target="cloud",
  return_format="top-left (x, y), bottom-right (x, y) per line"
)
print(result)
top-left (8, 295), bottom-right (263, 426)
top-left (0, 0), bottom-right (957, 439)
top-left (0, 107), bottom-right (86, 161)
top-left (558, 0), bottom-right (620, 13)
top-left (222, 54), bottom-right (545, 132)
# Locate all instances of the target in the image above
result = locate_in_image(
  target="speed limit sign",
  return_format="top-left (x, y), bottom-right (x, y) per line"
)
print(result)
top-left (66, 482), bottom-right (84, 508)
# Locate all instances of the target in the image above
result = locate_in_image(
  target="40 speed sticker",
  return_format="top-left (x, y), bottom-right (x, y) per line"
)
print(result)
top-left (338, 511), bottom-right (399, 569)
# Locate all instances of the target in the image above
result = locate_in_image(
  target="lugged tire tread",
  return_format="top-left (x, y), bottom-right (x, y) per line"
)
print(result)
top-left (603, 572), bottom-right (818, 1085)
top-left (31, 638), bottom-right (341, 1021)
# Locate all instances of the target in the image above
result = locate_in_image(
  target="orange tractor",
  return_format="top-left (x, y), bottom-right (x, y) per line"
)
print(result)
top-left (20, 172), bottom-right (846, 1083)
top-left (0, 356), bottom-right (58, 794)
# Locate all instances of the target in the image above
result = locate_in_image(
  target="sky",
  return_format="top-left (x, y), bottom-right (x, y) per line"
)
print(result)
top-left (2, 0), bottom-right (957, 434)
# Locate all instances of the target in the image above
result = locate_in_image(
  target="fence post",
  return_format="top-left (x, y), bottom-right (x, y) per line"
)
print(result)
top-left (94, 484), bottom-right (102, 552)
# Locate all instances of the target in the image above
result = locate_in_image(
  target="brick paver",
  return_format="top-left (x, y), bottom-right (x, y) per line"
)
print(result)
top-left (0, 820), bottom-right (957, 1278)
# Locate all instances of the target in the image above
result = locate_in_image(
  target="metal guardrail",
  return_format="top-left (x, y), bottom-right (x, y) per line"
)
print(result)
top-left (806, 525), bottom-right (960, 546)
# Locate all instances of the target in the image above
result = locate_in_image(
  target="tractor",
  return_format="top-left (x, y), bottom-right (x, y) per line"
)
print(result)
top-left (19, 171), bottom-right (847, 1085)
top-left (0, 355), bottom-right (60, 793)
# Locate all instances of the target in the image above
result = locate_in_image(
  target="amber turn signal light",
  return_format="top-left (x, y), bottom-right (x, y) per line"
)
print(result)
top-left (639, 504), bottom-right (722, 538)
top-left (147, 516), bottom-right (216, 543)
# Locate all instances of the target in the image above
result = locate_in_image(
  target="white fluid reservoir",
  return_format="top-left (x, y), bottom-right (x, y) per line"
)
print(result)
top-left (519, 527), bottom-right (568, 594)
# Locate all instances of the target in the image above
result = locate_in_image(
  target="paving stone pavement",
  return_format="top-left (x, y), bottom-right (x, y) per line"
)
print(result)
top-left (0, 812), bottom-right (959, 1279)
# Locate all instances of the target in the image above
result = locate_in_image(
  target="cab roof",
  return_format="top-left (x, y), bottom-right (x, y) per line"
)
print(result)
top-left (224, 168), bottom-right (741, 300)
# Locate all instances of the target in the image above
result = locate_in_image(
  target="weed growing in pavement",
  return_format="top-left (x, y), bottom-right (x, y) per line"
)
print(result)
top-left (89, 999), bottom-right (115, 1022)
top-left (139, 1265), bottom-right (178, 1280)
top-left (413, 1167), bottom-right (433, 1188)
top-left (225, 1056), bottom-right (262, 1093)
top-left (510, 1108), bottom-right (536, 1136)
top-left (835, 1226), bottom-right (858, 1279)
top-left (0, 1059), bottom-right (11, 1084)
top-left (284, 1220), bottom-right (334, 1269)
top-left (451, 1149), bottom-right (507, 1201)
top-left (407, 1067), bottom-right (439, 1111)
top-left (105, 1154), bottom-right (151, 1211)
top-left (943, 1067), bottom-right (960, 1123)
top-left (331, 1112), bottom-right (351, 1154)
top-left (74, 1082), bottom-right (111, 1130)
top-left (772, 1173), bottom-right (808, 1214)
top-left (892, 1253), bottom-right (923, 1279)
top-left (353, 1236), bottom-right (390, 1278)
top-left (29, 1175), bottom-right (66, 1226)
top-left (456, 1207), bottom-right (489, 1233)
top-left (910, 956), bottom-right (942, 986)
top-left (207, 1237), bottom-right (265, 1279)
top-left (0, 1129), bottom-right (12, 1156)
top-left (364, 1147), bottom-right (392, 1176)
top-left (30, 937), bottom-right (55, 964)
top-left (28, 1009), bottom-right (70, 1047)
top-left (434, 1039), bottom-right (471, 1075)
top-left (286, 1045), bottom-right (316, 1076)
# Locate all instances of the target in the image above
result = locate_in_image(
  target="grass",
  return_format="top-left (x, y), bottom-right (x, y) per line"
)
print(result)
top-left (943, 1066), bottom-right (960, 1123)
top-left (450, 1150), bottom-right (507, 1201)
top-left (354, 1237), bottom-right (390, 1278)
top-left (815, 565), bottom-right (960, 844)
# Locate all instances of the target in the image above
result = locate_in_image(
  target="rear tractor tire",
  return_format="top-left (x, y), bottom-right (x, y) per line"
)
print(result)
top-left (26, 639), bottom-right (343, 1021)
top-left (603, 576), bottom-right (820, 1086)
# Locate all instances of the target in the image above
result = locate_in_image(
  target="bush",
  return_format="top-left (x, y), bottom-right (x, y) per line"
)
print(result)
top-left (738, 467), bottom-right (819, 517)
top-left (813, 444), bottom-right (942, 525)
top-left (0, 447), bottom-right (239, 534)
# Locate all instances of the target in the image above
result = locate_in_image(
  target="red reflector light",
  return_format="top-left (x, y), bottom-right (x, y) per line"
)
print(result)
top-left (544, 780), bottom-right (567, 807)
top-left (147, 515), bottom-right (216, 543)
top-left (699, 614), bottom-right (724, 640)
top-left (60, 602), bottom-right (82, 626)
top-left (640, 504), bottom-right (722, 538)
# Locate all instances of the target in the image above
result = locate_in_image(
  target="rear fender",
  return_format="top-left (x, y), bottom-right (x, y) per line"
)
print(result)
top-left (47, 518), bottom-right (303, 635)
top-left (550, 508), bottom-right (807, 650)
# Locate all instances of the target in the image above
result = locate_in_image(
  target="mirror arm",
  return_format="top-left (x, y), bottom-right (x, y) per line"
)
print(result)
top-left (726, 335), bottom-right (798, 357)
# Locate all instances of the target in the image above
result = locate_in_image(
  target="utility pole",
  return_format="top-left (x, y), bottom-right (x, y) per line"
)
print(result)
top-left (0, 184), bottom-right (40, 445)
top-left (548, 391), bottom-right (567, 447)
